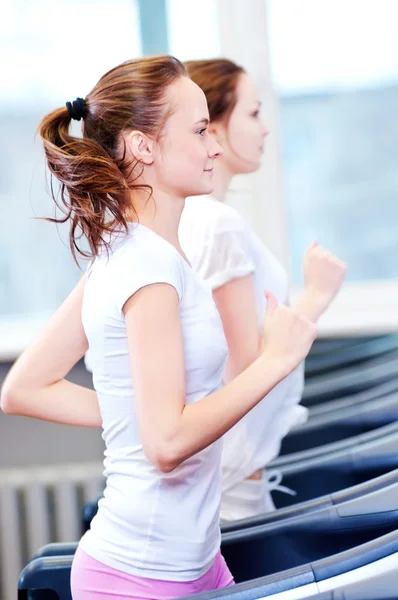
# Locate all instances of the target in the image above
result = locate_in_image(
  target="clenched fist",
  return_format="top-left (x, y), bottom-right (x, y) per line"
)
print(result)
top-left (261, 291), bottom-right (317, 378)
top-left (303, 241), bottom-right (346, 313)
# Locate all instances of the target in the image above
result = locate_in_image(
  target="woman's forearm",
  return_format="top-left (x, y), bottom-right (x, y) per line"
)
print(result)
top-left (153, 355), bottom-right (287, 472)
top-left (293, 288), bottom-right (327, 323)
top-left (0, 276), bottom-right (103, 427)
top-left (223, 340), bottom-right (262, 383)
top-left (1, 379), bottom-right (102, 427)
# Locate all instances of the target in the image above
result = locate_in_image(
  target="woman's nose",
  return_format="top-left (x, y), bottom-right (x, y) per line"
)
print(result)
top-left (262, 122), bottom-right (270, 137)
top-left (209, 133), bottom-right (223, 159)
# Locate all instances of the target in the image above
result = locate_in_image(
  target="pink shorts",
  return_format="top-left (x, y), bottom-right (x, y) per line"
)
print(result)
top-left (71, 547), bottom-right (235, 600)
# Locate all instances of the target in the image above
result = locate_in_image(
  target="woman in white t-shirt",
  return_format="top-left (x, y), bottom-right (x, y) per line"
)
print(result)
top-left (1, 57), bottom-right (317, 599)
top-left (179, 59), bottom-right (347, 522)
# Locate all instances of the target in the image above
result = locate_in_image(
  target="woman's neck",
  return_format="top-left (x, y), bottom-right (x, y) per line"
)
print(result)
top-left (210, 160), bottom-right (234, 202)
top-left (127, 189), bottom-right (185, 250)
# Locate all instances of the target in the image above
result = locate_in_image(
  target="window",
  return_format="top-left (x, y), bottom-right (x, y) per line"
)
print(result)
top-left (267, 0), bottom-right (398, 284)
top-left (0, 0), bottom-right (141, 356)
top-left (166, 0), bottom-right (219, 60)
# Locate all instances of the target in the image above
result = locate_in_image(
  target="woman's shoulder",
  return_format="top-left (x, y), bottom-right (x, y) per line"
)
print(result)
top-left (90, 224), bottom-right (186, 307)
top-left (101, 224), bottom-right (184, 277)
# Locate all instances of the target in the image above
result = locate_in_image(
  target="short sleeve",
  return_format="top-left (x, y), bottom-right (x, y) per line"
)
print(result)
top-left (194, 228), bottom-right (255, 291)
top-left (111, 244), bottom-right (184, 314)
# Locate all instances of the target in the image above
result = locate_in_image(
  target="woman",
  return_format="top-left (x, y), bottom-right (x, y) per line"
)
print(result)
top-left (0, 56), bottom-right (316, 599)
top-left (179, 58), bottom-right (346, 521)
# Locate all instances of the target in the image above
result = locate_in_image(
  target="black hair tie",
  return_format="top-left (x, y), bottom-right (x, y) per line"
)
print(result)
top-left (66, 97), bottom-right (87, 121)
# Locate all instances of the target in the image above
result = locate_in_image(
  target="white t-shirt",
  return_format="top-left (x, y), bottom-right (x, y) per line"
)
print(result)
top-left (80, 223), bottom-right (228, 581)
top-left (179, 196), bottom-right (307, 493)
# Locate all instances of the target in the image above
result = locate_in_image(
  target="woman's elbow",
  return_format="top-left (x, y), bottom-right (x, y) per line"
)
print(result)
top-left (144, 440), bottom-right (183, 474)
top-left (0, 383), bottom-right (21, 415)
top-left (154, 456), bottom-right (178, 474)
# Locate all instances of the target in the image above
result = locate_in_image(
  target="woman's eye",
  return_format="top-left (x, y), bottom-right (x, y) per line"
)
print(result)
top-left (251, 110), bottom-right (260, 118)
top-left (197, 128), bottom-right (207, 136)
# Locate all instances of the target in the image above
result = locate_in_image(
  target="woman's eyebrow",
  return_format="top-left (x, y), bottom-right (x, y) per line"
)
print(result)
top-left (194, 118), bottom-right (209, 126)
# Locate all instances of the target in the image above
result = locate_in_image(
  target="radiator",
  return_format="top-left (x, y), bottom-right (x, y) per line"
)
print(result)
top-left (0, 461), bottom-right (104, 600)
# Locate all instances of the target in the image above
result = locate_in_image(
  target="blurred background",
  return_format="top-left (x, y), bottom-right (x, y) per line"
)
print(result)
top-left (0, 0), bottom-right (397, 597)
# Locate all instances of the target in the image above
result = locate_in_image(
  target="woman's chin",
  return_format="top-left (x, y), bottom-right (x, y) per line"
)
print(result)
top-left (199, 181), bottom-right (214, 195)
top-left (235, 156), bottom-right (262, 175)
top-left (249, 155), bottom-right (263, 171)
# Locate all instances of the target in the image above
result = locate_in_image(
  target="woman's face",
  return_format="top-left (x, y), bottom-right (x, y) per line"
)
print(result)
top-left (213, 73), bottom-right (269, 175)
top-left (151, 76), bottom-right (223, 198)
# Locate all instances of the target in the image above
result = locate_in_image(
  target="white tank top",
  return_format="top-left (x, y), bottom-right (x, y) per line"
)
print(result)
top-left (80, 223), bottom-right (228, 581)
top-left (179, 196), bottom-right (307, 492)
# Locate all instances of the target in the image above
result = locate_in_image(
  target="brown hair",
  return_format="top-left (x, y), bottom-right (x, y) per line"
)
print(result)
top-left (184, 59), bottom-right (245, 123)
top-left (39, 55), bottom-right (187, 262)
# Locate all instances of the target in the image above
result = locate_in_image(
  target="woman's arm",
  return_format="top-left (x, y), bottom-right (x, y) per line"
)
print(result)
top-left (213, 242), bottom-right (347, 381)
top-left (123, 283), bottom-right (315, 473)
top-left (0, 277), bottom-right (102, 427)
top-left (212, 274), bottom-right (261, 383)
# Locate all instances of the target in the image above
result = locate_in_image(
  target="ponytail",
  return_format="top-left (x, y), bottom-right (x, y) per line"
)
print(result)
top-left (39, 106), bottom-right (131, 263)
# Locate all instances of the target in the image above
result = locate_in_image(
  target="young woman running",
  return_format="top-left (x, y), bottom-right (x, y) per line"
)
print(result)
top-left (1, 56), bottom-right (317, 599)
top-left (179, 58), bottom-right (346, 521)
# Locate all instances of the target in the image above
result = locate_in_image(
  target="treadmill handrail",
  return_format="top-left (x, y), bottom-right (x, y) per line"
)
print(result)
top-left (308, 379), bottom-right (398, 417)
top-left (303, 350), bottom-right (398, 402)
top-left (272, 421), bottom-right (398, 468)
top-left (292, 392), bottom-right (398, 433)
top-left (305, 334), bottom-right (398, 376)
top-left (279, 429), bottom-right (398, 476)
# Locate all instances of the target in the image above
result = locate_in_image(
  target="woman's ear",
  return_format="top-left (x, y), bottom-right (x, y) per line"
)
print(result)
top-left (125, 130), bottom-right (154, 165)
